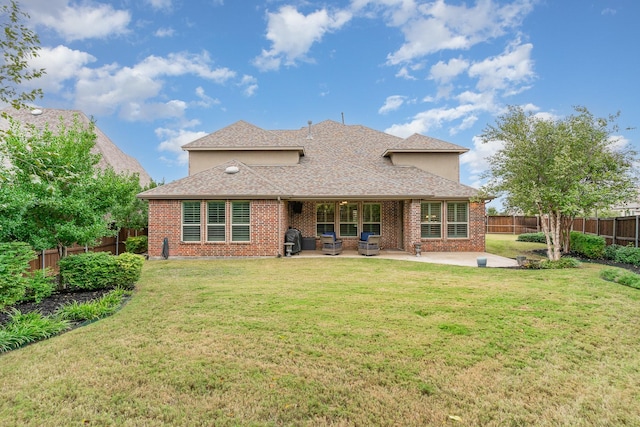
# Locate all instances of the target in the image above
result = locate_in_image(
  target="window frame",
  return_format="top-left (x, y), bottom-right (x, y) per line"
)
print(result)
top-left (316, 203), bottom-right (336, 237)
top-left (421, 202), bottom-right (442, 239)
top-left (339, 202), bottom-right (358, 237)
top-left (446, 202), bottom-right (469, 239)
top-left (182, 201), bottom-right (201, 242)
top-left (231, 201), bottom-right (251, 242)
top-left (206, 201), bottom-right (226, 242)
top-left (362, 203), bottom-right (381, 235)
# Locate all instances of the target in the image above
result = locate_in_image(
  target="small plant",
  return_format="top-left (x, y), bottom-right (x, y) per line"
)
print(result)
top-left (539, 257), bottom-right (581, 269)
top-left (125, 235), bottom-right (148, 254)
top-left (600, 268), bottom-right (640, 290)
top-left (610, 244), bottom-right (640, 266)
top-left (57, 289), bottom-right (131, 322)
top-left (0, 310), bottom-right (70, 353)
top-left (22, 269), bottom-right (56, 303)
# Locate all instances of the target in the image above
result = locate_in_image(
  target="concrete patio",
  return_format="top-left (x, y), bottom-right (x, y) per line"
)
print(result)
top-left (289, 249), bottom-right (519, 268)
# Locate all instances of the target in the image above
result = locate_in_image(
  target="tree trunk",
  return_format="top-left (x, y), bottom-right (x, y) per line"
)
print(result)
top-left (539, 210), bottom-right (562, 261)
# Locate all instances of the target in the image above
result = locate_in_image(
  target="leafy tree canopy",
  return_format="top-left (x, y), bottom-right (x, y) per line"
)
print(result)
top-left (481, 105), bottom-right (638, 260)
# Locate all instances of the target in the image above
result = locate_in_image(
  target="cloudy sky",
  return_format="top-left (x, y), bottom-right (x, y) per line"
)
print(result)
top-left (14, 0), bottom-right (640, 188)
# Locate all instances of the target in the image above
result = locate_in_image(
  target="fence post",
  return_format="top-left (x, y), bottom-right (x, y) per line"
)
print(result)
top-left (613, 217), bottom-right (617, 246)
top-left (636, 215), bottom-right (639, 248)
top-left (41, 250), bottom-right (45, 272)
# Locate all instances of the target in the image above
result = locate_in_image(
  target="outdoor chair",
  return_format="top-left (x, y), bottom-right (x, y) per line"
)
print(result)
top-left (358, 234), bottom-right (381, 256)
top-left (321, 234), bottom-right (343, 255)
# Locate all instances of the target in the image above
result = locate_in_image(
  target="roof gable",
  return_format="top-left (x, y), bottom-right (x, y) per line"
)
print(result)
top-left (182, 120), bottom-right (294, 150)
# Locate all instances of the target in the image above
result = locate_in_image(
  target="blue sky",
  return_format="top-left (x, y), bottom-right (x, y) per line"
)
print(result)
top-left (16, 0), bottom-right (640, 189)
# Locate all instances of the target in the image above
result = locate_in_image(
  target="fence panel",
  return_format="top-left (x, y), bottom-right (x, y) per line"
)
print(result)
top-left (486, 215), bottom-right (639, 247)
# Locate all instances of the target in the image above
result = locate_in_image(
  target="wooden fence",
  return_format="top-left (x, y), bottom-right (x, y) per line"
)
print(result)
top-left (28, 228), bottom-right (147, 273)
top-left (486, 215), bottom-right (640, 247)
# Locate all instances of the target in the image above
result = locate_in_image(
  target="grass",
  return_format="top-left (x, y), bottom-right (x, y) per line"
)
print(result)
top-left (486, 233), bottom-right (548, 260)
top-left (1, 255), bottom-right (639, 426)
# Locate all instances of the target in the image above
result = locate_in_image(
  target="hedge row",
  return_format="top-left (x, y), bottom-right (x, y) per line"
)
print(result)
top-left (59, 252), bottom-right (144, 291)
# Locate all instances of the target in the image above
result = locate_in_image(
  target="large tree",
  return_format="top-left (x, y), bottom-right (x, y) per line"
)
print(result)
top-left (0, 0), bottom-right (44, 111)
top-left (481, 106), bottom-right (638, 260)
top-left (0, 115), bottom-right (142, 255)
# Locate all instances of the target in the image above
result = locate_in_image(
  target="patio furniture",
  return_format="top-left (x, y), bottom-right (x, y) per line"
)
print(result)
top-left (321, 234), bottom-right (343, 255)
top-left (358, 234), bottom-right (381, 256)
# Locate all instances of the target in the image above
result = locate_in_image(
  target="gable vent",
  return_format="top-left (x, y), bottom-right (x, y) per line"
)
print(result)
top-left (225, 166), bottom-right (239, 174)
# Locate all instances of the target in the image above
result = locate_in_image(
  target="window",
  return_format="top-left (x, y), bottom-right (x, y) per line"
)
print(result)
top-left (447, 202), bottom-right (468, 238)
top-left (362, 203), bottom-right (381, 235)
top-left (421, 202), bottom-right (442, 238)
top-left (316, 203), bottom-right (335, 236)
top-left (231, 201), bottom-right (250, 242)
top-left (207, 201), bottom-right (225, 242)
top-left (339, 202), bottom-right (358, 237)
top-left (182, 201), bottom-right (201, 242)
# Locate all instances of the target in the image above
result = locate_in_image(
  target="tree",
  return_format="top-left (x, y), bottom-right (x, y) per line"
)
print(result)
top-left (0, 0), bottom-right (45, 112)
top-left (481, 106), bottom-right (638, 260)
top-left (0, 115), bottom-right (140, 255)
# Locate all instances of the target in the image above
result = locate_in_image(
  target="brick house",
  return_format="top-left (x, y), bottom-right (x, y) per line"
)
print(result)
top-left (138, 120), bottom-right (486, 258)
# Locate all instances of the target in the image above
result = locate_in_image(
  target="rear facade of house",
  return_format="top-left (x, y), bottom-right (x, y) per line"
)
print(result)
top-left (138, 120), bottom-right (486, 258)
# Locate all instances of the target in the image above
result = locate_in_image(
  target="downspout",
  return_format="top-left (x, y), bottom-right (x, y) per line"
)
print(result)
top-left (277, 196), bottom-right (282, 257)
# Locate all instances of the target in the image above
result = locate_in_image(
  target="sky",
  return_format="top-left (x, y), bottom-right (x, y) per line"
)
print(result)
top-left (12, 0), bottom-right (640, 194)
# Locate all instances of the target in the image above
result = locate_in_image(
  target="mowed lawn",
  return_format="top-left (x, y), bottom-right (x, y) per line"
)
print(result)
top-left (1, 247), bottom-right (640, 426)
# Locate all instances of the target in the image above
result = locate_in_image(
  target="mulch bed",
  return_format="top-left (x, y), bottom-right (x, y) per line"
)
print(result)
top-left (0, 288), bottom-right (112, 327)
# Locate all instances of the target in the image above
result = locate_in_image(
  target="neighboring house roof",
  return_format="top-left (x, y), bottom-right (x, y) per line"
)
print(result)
top-left (0, 107), bottom-right (152, 186)
top-left (139, 119), bottom-right (479, 200)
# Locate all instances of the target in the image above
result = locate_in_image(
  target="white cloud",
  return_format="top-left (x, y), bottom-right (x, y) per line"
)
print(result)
top-left (26, 45), bottom-right (96, 92)
top-left (385, 0), bottom-right (534, 64)
top-left (24, 1), bottom-right (131, 41)
top-left (429, 57), bottom-right (469, 84)
top-left (468, 41), bottom-right (535, 93)
top-left (73, 51), bottom-right (236, 119)
top-left (156, 127), bottom-right (208, 166)
top-left (239, 75), bottom-right (259, 97)
top-left (460, 135), bottom-right (502, 187)
top-left (378, 95), bottom-right (407, 114)
top-left (254, 5), bottom-right (353, 71)
top-left (146, 0), bottom-right (173, 10)
top-left (154, 27), bottom-right (176, 38)
top-left (193, 87), bottom-right (220, 108)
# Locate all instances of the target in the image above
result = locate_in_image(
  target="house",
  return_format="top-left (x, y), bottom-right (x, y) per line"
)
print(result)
top-left (0, 107), bottom-right (152, 186)
top-left (138, 119), bottom-right (486, 258)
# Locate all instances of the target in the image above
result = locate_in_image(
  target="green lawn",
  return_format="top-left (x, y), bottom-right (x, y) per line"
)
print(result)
top-left (1, 255), bottom-right (639, 426)
top-left (485, 233), bottom-right (548, 260)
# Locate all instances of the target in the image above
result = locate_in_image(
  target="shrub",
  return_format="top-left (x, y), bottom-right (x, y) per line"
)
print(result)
top-left (600, 268), bottom-right (640, 290)
top-left (539, 257), bottom-right (581, 269)
top-left (0, 242), bottom-right (36, 308)
top-left (23, 268), bottom-right (56, 303)
top-left (125, 236), bottom-right (148, 254)
top-left (59, 252), bottom-right (118, 291)
top-left (612, 245), bottom-right (640, 266)
top-left (114, 253), bottom-right (144, 289)
top-left (570, 232), bottom-right (605, 259)
top-left (604, 244), bottom-right (621, 260)
top-left (517, 232), bottom-right (546, 243)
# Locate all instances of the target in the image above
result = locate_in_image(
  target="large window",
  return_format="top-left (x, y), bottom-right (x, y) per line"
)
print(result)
top-left (447, 202), bottom-right (468, 238)
top-left (231, 201), bottom-right (250, 242)
top-left (339, 203), bottom-right (358, 237)
top-left (421, 202), bottom-right (442, 238)
top-left (362, 203), bottom-right (381, 235)
top-left (207, 201), bottom-right (225, 242)
top-left (316, 203), bottom-right (335, 236)
top-left (182, 201), bottom-right (201, 242)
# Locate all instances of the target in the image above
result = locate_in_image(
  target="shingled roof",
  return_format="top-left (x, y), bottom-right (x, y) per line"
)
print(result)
top-left (1, 107), bottom-right (152, 186)
top-left (139, 120), bottom-right (479, 200)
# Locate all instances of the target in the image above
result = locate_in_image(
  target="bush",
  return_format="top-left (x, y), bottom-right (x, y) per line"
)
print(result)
top-left (59, 252), bottom-right (119, 291)
top-left (125, 236), bottom-right (148, 254)
top-left (610, 244), bottom-right (640, 266)
top-left (570, 232), bottom-right (606, 259)
top-left (23, 269), bottom-right (56, 303)
top-left (0, 242), bottom-right (36, 308)
top-left (600, 268), bottom-right (640, 290)
top-left (604, 244), bottom-right (621, 260)
top-left (517, 232), bottom-right (547, 243)
top-left (59, 251), bottom-right (143, 291)
top-left (539, 257), bottom-right (581, 269)
top-left (114, 253), bottom-right (144, 289)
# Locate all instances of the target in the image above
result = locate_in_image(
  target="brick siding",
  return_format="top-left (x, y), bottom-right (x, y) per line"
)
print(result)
top-left (148, 199), bottom-right (485, 257)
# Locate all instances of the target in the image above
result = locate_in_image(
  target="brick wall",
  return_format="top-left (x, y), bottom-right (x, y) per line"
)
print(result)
top-left (148, 198), bottom-right (485, 257)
